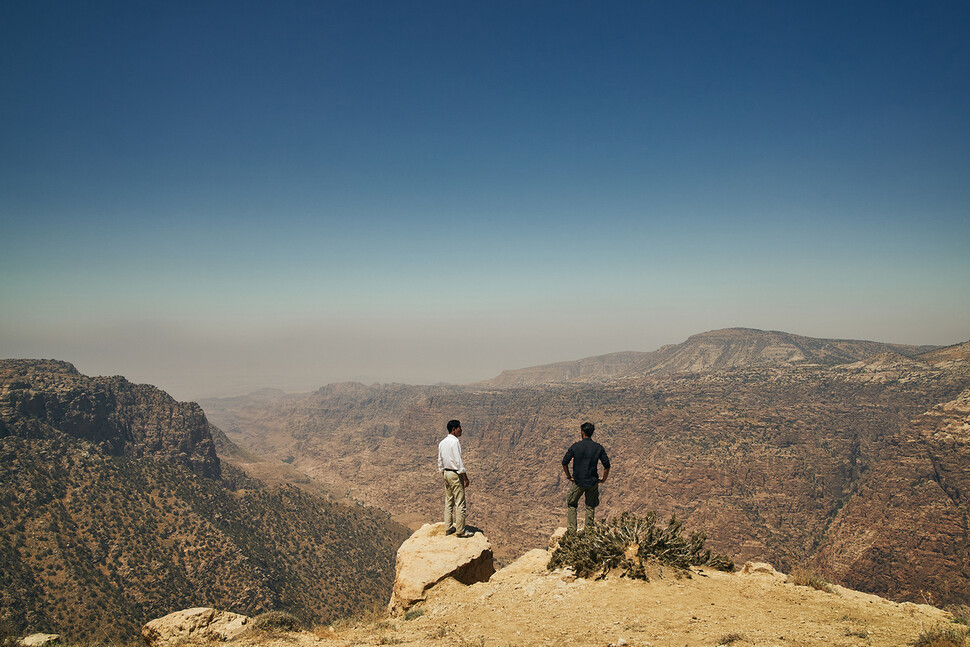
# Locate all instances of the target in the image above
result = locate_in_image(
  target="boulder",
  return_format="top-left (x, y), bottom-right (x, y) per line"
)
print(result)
top-left (490, 549), bottom-right (550, 583)
top-left (20, 635), bottom-right (60, 647)
top-left (740, 561), bottom-right (786, 579)
top-left (548, 527), bottom-right (568, 552)
top-left (141, 607), bottom-right (250, 647)
top-left (388, 523), bottom-right (495, 612)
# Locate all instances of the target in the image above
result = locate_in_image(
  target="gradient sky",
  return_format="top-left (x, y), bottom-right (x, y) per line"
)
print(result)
top-left (2, 1), bottom-right (969, 399)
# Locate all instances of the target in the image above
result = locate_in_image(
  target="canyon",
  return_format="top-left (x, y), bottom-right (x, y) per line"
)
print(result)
top-left (202, 328), bottom-right (970, 607)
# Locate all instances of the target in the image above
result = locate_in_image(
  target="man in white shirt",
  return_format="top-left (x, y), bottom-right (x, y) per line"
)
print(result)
top-left (438, 419), bottom-right (472, 538)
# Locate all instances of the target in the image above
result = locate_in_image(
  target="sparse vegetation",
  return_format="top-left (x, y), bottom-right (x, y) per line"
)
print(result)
top-left (948, 605), bottom-right (970, 626)
top-left (0, 618), bottom-right (21, 647)
top-left (547, 511), bottom-right (734, 579)
top-left (911, 625), bottom-right (970, 647)
top-left (404, 608), bottom-right (424, 621)
top-left (790, 565), bottom-right (837, 594)
top-left (0, 411), bottom-right (407, 643)
top-left (429, 626), bottom-right (449, 638)
top-left (250, 610), bottom-right (304, 632)
top-left (717, 632), bottom-right (745, 644)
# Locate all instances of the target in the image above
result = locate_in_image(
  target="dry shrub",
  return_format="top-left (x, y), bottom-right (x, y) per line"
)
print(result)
top-left (250, 610), bottom-right (304, 632)
top-left (911, 625), bottom-right (970, 647)
top-left (947, 605), bottom-right (970, 626)
top-left (547, 511), bottom-right (734, 579)
top-left (790, 565), bottom-right (836, 594)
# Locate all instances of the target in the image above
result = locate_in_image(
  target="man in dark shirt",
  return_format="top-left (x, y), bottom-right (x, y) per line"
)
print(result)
top-left (561, 421), bottom-right (611, 533)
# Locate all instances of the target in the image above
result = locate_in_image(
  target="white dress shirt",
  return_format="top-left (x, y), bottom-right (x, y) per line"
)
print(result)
top-left (437, 433), bottom-right (465, 473)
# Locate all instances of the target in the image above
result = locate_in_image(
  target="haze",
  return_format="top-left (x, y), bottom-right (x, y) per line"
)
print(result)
top-left (2, 2), bottom-right (968, 400)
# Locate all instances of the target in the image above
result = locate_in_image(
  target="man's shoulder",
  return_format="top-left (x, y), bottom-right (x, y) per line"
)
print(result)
top-left (584, 438), bottom-right (607, 452)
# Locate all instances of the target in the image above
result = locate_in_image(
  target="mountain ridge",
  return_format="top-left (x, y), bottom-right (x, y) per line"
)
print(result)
top-left (483, 327), bottom-right (941, 387)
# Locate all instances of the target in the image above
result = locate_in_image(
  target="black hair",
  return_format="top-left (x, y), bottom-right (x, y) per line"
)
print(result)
top-left (581, 422), bottom-right (595, 436)
top-left (447, 419), bottom-right (462, 433)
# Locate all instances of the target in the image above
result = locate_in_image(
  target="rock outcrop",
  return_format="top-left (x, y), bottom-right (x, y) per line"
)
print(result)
top-left (0, 359), bottom-right (220, 478)
top-left (141, 608), bottom-right (250, 647)
top-left (739, 560), bottom-right (786, 580)
top-left (388, 523), bottom-right (494, 612)
top-left (19, 634), bottom-right (61, 647)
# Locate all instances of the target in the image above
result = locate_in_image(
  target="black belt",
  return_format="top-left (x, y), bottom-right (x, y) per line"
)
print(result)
top-left (443, 468), bottom-right (459, 472)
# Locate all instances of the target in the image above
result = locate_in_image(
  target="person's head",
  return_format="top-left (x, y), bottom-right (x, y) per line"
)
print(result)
top-left (447, 419), bottom-right (462, 436)
top-left (581, 422), bottom-right (595, 437)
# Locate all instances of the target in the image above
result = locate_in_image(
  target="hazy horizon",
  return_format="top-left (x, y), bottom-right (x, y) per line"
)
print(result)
top-left (3, 2), bottom-right (969, 401)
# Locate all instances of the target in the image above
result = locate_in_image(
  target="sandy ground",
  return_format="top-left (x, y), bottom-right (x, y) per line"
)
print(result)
top-left (221, 548), bottom-right (958, 647)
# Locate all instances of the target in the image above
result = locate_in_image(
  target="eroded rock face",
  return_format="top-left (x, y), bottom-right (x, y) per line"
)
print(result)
top-left (141, 607), bottom-right (250, 647)
top-left (814, 387), bottom-right (970, 603)
top-left (0, 359), bottom-right (220, 478)
top-left (389, 523), bottom-right (495, 612)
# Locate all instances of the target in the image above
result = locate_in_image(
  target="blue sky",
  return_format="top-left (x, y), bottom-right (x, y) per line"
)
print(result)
top-left (2, 1), bottom-right (968, 399)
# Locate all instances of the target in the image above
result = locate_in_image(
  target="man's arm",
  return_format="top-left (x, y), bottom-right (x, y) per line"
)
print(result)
top-left (461, 472), bottom-right (470, 487)
top-left (562, 464), bottom-right (573, 481)
top-left (562, 447), bottom-right (574, 481)
top-left (599, 467), bottom-right (610, 483)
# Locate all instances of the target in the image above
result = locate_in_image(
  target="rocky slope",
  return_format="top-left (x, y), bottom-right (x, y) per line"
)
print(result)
top-left (202, 329), bottom-right (970, 608)
top-left (0, 360), bottom-right (409, 643)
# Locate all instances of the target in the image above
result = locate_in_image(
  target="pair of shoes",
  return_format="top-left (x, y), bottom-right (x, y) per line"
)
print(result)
top-left (455, 530), bottom-right (474, 538)
top-left (445, 527), bottom-right (456, 535)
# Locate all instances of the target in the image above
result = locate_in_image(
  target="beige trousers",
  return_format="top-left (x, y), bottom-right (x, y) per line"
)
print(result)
top-left (443, 470), bottom-right (466, 533)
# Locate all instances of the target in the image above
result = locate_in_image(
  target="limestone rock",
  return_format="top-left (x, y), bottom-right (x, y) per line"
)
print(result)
top-left (548, 527), bottom-right (567, 552)
top-left (141, 607), bottom-right (250, 647)
top-left (740, 561), bottom-right (785, 579)
top-left (491, 548), bottom-right (550, 583)
top-left (389, 523), bottom-right (494, 612)
top-left (20, 634), bottom-right (60, 647)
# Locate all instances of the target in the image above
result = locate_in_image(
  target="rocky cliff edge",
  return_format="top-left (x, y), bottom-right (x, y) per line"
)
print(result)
top-left (142, 528), bottom-right (963, 647)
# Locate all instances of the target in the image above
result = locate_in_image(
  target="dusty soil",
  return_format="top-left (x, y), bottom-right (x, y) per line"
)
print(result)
top-left (224, 549), bottom-right (958, 647)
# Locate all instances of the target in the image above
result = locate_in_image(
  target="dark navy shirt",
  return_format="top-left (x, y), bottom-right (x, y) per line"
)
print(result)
top-left (562, 437), bottom-right (611, 487)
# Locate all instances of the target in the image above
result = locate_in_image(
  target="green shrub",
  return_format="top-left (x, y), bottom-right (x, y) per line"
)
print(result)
top-left (547, 511), bottom-right (734, 579)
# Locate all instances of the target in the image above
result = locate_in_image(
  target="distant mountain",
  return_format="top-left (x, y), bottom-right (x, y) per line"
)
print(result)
top-left (205, 329), bottom-right (970, 608)
top-left (0, 360), bottom-right (408, 642)
top-left (485, 328), bottom-right (939, 387)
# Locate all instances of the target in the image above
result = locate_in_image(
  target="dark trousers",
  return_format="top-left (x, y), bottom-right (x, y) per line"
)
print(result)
top-left (566, 482), bottom-right (599, 533)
